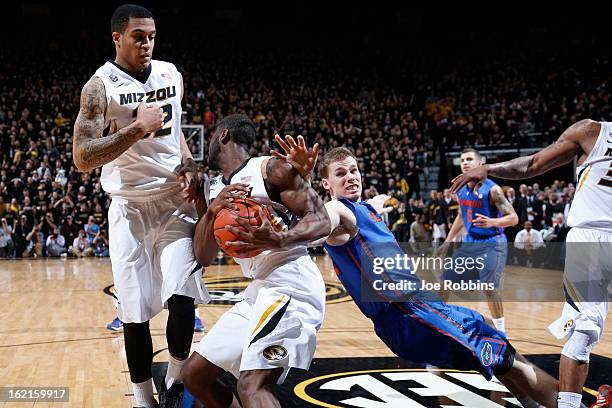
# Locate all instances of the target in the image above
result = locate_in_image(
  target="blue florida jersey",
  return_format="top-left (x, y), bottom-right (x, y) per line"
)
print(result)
top-left (323, 199), bottom-right (426, 319)
top-left (457, 178), bottom-right (504, 240)
top-left (323, 198), bottom-right (514, 380)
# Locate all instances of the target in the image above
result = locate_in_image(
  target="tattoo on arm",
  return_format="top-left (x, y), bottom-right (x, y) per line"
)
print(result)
top-left (490, 186), bottom-right (515, 215)
top-left (73, 77), bottom-right (144, 171)
top-left (488, 120), bottom-right (594, 180)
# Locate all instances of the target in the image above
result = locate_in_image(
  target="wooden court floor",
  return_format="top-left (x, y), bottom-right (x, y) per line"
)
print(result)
top-left (0, 257), bottom-right (610, 407)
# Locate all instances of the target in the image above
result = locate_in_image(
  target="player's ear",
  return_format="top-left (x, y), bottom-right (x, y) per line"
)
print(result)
top-left (112, 32), bottom-right (121, 48)
top-left (321, 178), bottom-right (330, 191)
top-left (220, 129), bottom-right (230, 144)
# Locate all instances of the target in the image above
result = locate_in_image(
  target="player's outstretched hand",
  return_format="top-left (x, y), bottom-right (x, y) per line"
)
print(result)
top-left (450, 166), bottom-right (488, 193)
top-left (225, 207), bottom-right (283, 251)
top-left (208, 183), bottom-right (250, 216)
top-left (135, 103), bottom-right (164, 134)
top-left (271, 134), bottom-right (319, 179)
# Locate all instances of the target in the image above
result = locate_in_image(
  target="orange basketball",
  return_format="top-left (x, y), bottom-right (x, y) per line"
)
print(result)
top-left (214, 198), bottom-right (264, 259)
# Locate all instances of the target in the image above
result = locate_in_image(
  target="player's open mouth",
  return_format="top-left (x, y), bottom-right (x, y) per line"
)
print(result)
top-left (346, 185), bottom-right (359, 192)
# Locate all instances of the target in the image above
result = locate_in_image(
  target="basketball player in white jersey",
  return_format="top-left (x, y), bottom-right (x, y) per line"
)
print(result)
top-left (451, 119), bottom-right (612, 408)
top-left (180, 114), bottom-right (331, 408)
top-left (73, 5), bottom-right (209, 407)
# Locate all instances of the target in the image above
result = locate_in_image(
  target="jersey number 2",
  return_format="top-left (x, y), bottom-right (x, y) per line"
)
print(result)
top-left (152, 104), bottom-right (173, 137)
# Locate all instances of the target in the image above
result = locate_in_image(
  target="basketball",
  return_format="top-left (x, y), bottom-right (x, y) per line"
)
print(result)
top-left (214, 198), bottom-right (265, 258)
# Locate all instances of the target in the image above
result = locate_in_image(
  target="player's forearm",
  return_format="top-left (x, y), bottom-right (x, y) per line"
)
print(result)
top-left (495, 213), bottom-right (518, 228)
top-left (486, 156), bottom-right (537, 180)
top-left (180, 132), bottom-right (193, 162)
top-left (73, 122), bottom-right (146, 172)
top-left (444, 215), bottom-right (464, 243)
top-left (193, 211), bottom-right (219, 267)
top-left (279, 209), bottom-right (331, 248)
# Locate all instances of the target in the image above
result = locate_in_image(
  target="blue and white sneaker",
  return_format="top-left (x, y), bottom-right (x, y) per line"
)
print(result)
top-left (194, 317), bottom-right (204, 332)
top-left (106, 317), bottom-right (123, 332)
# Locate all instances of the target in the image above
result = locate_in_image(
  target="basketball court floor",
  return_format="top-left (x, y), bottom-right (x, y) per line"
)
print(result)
top-left (0, 257), bottom-right (610, 407)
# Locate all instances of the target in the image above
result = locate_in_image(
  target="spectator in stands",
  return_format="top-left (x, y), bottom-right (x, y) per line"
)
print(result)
top-left (69, 230), bottom-right (93, 258)
top-left (0, 218), bottom-right (14, 257)
top-left (60, 215), bottom-right (79, 250)
top-left (13, 215), bottom-right (31, 257)
top-left (428, 190), bottom-right (447, 245)
top-left (84, 216), bottom-right (100, 243)
top-left (391, 202), bottom-right (410, 242)
top-left (409, 214), bottom-right (431, 255)
top-left (46, 228), bottom-right (66, 257)
top-left (93, 230), bottom-right (109, 257)
top-left (514, 221), bottom-right (545, 267)
top-left (23, 224), bottom-right (43, 258)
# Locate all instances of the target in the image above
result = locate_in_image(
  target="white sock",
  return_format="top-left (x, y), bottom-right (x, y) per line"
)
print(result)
top-left (558, 392), bottom-right (582, 408)
top-left (518, 396), bottom-right (541, 408)
top-left (194, 307), bottom-right (200, 318)
top-left (492, 317), bottom-right (506, 333)
top-left (165, 354), bottom-right (186, 389)
top-left (132, 378), bottom-right (157, 408)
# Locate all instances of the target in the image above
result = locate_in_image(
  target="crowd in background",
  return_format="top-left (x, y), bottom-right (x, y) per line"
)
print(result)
top-left (0, 14), bottom-right (609, 260)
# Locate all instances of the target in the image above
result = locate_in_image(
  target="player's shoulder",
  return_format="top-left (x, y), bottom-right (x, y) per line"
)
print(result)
top-left (564, 119), bottom-right (602, 141)
top-left (265, 157), bottom-right (300, 184)
top-left (152, 59), bottom-right (179, 73)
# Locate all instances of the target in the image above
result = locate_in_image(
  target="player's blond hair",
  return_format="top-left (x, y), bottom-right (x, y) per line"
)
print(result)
top-left (319, 147), bottom-right (357, 178)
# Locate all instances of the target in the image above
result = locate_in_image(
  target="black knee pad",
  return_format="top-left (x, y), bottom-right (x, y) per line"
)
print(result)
top-left (123, 321), bottom-right (153, 383)
top-left (167, 294), bottom-right (195, 317)
top-left (166, 295), bottom-right (195, 359)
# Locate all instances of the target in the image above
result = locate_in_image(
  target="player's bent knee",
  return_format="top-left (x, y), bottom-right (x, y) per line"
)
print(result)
top-left (561, 329), bottom-right (599, 363)
top-left (167, 294), bottom-right (195, 316)
top-left (237, 368), bottom-right (283, 399)
top-left (182, 353), bottom-right (222, 390)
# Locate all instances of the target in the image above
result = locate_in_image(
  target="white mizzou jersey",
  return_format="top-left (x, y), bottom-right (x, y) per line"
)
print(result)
top-left (568, 122), bottom-right (612, 231)
top-left (92, 60), bottom-right (184, 200)
top-left (208, 156), bottom-right (309, 280)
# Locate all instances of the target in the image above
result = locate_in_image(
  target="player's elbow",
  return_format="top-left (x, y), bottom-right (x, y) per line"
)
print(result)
top-left (72, 147), bottom-right (93, 172)
top-left (508, 213), bottom-right (519, 227)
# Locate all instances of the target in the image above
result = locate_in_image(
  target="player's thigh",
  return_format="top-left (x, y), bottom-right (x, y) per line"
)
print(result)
top-left (108, 199), bottom-right (159, 320)
top-left (564, 228), bottom-right (612, 305)
top-left (239, 285), bottom-right (321, 384)
top-left (194, 300), bottom-right (252, 379)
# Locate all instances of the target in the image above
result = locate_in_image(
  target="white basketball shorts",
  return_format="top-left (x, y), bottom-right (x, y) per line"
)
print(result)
top-left (195, 255), bottom-right (325, 384)
top-left (109, 192), bottom-right (210, 323)
top-left (548, 227), bottom-right (610, 352)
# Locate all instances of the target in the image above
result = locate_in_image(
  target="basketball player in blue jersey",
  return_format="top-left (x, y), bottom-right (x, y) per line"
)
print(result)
top-left (451, 119), bottom-right (612, 408)
top-left (438, 148), bottom-right (518, 333)
top-left (229, 136), bottom-right (564, 407)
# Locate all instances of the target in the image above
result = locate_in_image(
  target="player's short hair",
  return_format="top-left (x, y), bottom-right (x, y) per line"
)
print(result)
top-left (319, 147), bottom-right (357, 178)
top-left (111, 4), bottom-right (153, 33)
top-left (461, 148), bottom-right (481, 159)
top-left (217, 114), bottom-right (257, 149)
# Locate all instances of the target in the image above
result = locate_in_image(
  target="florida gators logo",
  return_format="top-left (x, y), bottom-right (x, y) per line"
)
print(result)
top-left (481, 341), bottom-right (493, 366)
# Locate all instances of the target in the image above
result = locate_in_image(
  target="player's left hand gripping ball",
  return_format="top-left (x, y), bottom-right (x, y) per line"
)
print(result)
top-left (224, 203), bottom-right (284, 253)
